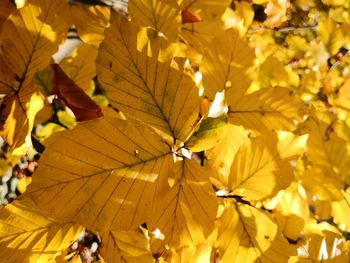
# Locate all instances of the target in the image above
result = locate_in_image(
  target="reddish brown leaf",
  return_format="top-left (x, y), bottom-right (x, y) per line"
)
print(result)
top-left (181, 10), bottom-right (202, 24)
top-left (51, 64), bottom-right (103, 121)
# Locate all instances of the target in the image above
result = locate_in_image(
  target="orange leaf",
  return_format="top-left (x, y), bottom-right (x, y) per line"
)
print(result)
top-left (181, 10), bottom-right (202, 24)
top-left (51, 64), bottom-right (103, 121)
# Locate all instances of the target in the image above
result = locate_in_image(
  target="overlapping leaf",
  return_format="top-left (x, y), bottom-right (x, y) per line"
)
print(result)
top-left (129, 0), bottom-right (181, 40)
top-left (228, 131), bottom-right (307, 201)
top-left (205, 123), bottom-right (248, 188)
top-left (0, 200), bottom-right (82, 262)
top-left (60, 43), bottom-right (98, 91)
top-left (0, 0), bottom-right (68, 149)
top-left (97, 13), bottom-right (201, 141)
top-left (302, 113), bottom-right (350, 201)
top-left (21, 117), bottom-right (173, 231)
top-left (228, 87), bottom-right (307, 132)
top-left (216, 201), bottom-right (295, 262)
top-left (99, 229), bottom-right (154, 263)
top-left (200, 28), bottom-right (255, 100)
top-left (148, 159), bottom-right (217, 252)
top-left (67, 4), bottom-right (110, 47)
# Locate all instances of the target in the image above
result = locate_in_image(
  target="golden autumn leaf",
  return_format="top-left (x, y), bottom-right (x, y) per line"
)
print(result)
top-left (129, 0), bottom-right (181, 40)
top-left (293, 220), bottom-right (349, 262)
top-left (159, 203), bottom-right (215, 263)
top-left (21, 117), bottom-right (173, 231)
top-left (200, 28), bottom-right (256, 100)
top-left (216, 201), bottom-right (296, 262)
top-left (332, 187), bottom-right (350, 232)
top-left (68, 4), bottom-right (110, 48)
top-left (228, 87), bottom-right (307, 132)
top-left (97, 13), bottom-right (201, 141)
top-left (60, 43), bottom-right (98, 91)
top-left (228, 131), bottom-right (307, 201)
top-left (0, 200), bottom-right (83, 262)
top-left (205, 123), bottom-right (249, 188)
top-left (0, 86), bottom-right (44, 152)
top-left (99, 228), bottom-right (154, 263)
top-left (148, 159), bottom-right (217, 253)
top-left (302, 113), bottom-right (350, 201)
top-left (0, 0), bottom-right (68, 149)
top-left (265, 183), bottom-right (310, 240)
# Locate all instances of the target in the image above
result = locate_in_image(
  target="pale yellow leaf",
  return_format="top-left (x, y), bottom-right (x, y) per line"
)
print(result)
top-left (269, 183), bottom-right (310, 240)
top-left (200, 28), bottom-right (255, 100)
top-left (228, 87), bottom-right (307, 132)
top-left (229, 131), bottom-right (307, 201)
top-left (22, 117), bottom-right (173, 232)
top-left (0, 200), bottom-right (82, 263)
top-left (295, 221), bottom-right (349, 262)
top-left (129, 0), bottom-right (181, 40)
top-left (302, 114), bottom-right (350, 200)
top-left (148, 159), bottom-right (217, 252)
top-left (216, 201), bottom-right (296, 262)
top-left (332, 187), bottom-right (350, 232)
top-left (97, 13), bottom-right (201, 141)
top-left (205, 123), bottom-right (248, 188)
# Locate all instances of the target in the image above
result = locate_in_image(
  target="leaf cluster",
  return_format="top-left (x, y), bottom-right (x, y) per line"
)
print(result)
top-left (0, 0), bottom-right (350, 262)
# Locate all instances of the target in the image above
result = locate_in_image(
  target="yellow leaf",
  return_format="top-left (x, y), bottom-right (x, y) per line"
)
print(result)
top-left (303, 114), bottom-right (350, 199)
top-left (179, 0), bottom-right (231, 22)
top-left (295, 220), bottom-right (349, 262)
top-left (22, 117), bottom-right (173, 231)
top-left (268, 183), bottom-right (309, 240)
top-left (185, 115), bottom-right (228, 152)
top-left (148, 159), bottom-right (217, 252)
top-left (69, 5), bottom-right (110, 48)
top-left (129, 0), bottom-right (181, 40)
top-left (229, 131), bottom-right (307, 201)
top-left (160, 204), bottom-right (216, 263)
top-left (35, 122), bottom-right (66, 142)
top-left (222, 2), bottom-right (254, 33)
top-left (0, 0), bottom-right (67, 149)
top-left (200, 28), bottom-right (255, 100)
top-left (216, 201), bottom-right (296, 262)
top-left (97, 13), bottom-right (201, 141)
top-left (0, 200), bottom-right (83, 262)
top-left (258, 56), bottom-right (295, 88)
top-left (205, 123), bottom-right (248, 188)
top-left (1, 86), bottom-right (44, 151)
top-left (317, 16), bottom-right (344, 55)
top-left (60, 43), bottom-right (98, 91)
top-left (16, 177), bottom-right (32, 194)
top-left (99, 229), bottom-right (154, 263)
top-left (180, 19), bottom-right (225, 63)
top-left (264, 0), bottom-right (290, 27)
top-left (332, 187), bottom-right (350, 232)
top-left (228, 87), bottom-right (307, 132)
